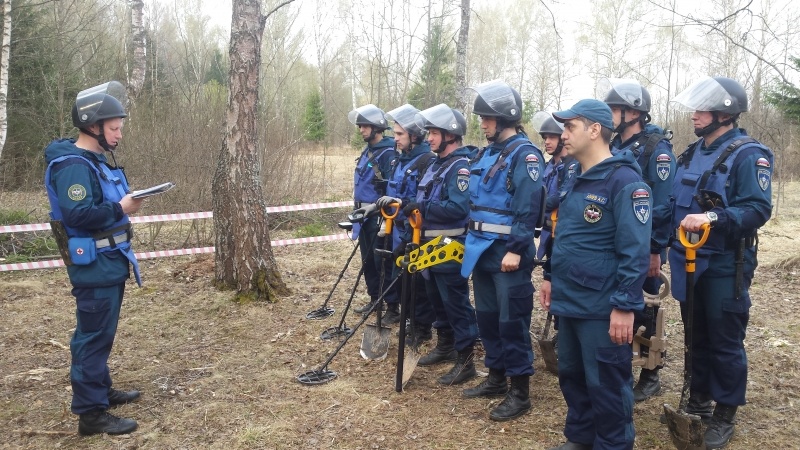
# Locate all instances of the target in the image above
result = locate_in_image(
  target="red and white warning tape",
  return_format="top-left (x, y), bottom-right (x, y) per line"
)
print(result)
top-left (0, 201), bottom-right (354, 234)
top-left (0, 233), bottom-right (351, 272)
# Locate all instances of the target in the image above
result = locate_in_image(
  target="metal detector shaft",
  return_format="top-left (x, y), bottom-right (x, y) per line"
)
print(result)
top-left (395, 259), bottom-right (411, 392)
top-left (306, 240), bottom-right (360, 319)
top-left (314, 275), bottom-right (401, 371)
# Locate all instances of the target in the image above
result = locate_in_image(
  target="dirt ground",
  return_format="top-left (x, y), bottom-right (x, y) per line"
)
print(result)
top-left (2, 171), bottom-right (800, 449)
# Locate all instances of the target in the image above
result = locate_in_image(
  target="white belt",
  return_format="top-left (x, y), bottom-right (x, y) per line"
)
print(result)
top-left (422, 228), bottom-right (466, 238)
top-left (469, 221), bottom-right (512, 235)
top-left (96, 230), bottom-right (131, 249)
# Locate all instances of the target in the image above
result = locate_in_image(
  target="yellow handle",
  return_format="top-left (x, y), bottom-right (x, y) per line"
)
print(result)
top-left (679, 223), bottom-right (710, 274)
top-left (550, 209), bottom-right (558, 238)
top-left (380, 202), bottom-right (400, 235)
top-left (408, 209), bottom-right (422, 245)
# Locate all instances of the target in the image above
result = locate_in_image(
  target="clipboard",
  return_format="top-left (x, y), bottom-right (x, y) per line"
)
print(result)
top-left (131, 182), bottom-right (176, 199)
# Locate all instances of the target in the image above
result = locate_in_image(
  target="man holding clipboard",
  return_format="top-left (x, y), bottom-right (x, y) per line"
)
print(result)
top-left (43, 81), bottom-right (162, 436)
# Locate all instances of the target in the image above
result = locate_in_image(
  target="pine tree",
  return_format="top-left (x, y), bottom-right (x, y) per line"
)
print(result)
top-left (302, 89), bottom-right (326, 142)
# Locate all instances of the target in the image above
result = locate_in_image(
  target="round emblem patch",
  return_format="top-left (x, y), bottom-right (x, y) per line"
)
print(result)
top-left (584, 204), bottom-right (602, 223)
top-left (67, 184), bottom-right (87, 201)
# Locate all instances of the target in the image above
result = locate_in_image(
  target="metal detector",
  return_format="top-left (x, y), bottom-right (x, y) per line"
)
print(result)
top-left (663, 224), bottom-right (710, 450)
top-left (297, 275), bottom-right (401, 386)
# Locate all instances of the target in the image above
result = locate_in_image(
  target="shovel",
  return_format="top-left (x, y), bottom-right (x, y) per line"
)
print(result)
top-left (538, 312), bottom-right (559, 375)
top-left (360, 203), bottom-right (400, 360)
top-left (395, 208), bottom-right (423, 391)
top-left (663, 223), bottom-right (710, 450)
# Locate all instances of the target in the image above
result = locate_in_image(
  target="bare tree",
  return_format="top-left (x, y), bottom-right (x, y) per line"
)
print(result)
top-left (211, 0), bottom-right (296, 302)
top-left (454, 0), bottom-right (470, 112)
top-left (127, 0), bottom-right (146, 106)
top-left (0, 0), bottom-right (11, 161)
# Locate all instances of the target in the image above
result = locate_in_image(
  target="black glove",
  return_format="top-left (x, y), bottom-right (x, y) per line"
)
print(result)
top-left (402, 202), bottom-right (421, 218)
top-left (376, 196), bottom-right (401, 209)
top-left (392, 241), bottom-right (408, 261)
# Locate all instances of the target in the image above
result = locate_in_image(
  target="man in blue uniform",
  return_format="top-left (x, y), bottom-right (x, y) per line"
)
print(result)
top-left (602, 78), bottom-right (676, 401)
top-left (348, 104), bottom-right (397, 315)
top-left (541, 99), bottom-right (650, 450)
top-left (44, 81), bottom-right (143, 436)
top-left (392, 104), bottom-right (478, 385)
top-left (669, 77), bottom-right (773, 449)
top-left (532, 111), bottom-right (575, 260)
top-left (460, 80), bottom-right (545, 421)
top-left (375, 104), bottom-right (434, 326)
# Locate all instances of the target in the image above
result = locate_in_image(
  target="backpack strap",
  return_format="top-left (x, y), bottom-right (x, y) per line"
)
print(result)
top-left (697, 137), bottom-right (756, 191)
top-left (483, 139), bottom-right (527, 184)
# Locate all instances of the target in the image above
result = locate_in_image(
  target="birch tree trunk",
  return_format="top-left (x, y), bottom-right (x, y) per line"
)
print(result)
top-left (454, 0), bottom-right (470, 112)
top-left (212, 0), bottom-right (294, 302)
top-left (0, 0), bottom-right (11, 160)
top-left (128, 0), bottom-right (146, 106)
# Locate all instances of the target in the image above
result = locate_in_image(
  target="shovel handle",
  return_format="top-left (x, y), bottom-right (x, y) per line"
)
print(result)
top-left (550, 209), bottom-right (558, 238)
top-left (678, 224), bottom-right (710, 273)
top-left (408, 209), bottom-right (422, 245)
top-left (380, 202), bottom-right (400, 235)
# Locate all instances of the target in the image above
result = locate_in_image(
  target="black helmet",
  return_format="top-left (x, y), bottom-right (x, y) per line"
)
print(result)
top-left (469, 80), bottom-right (522, 121)
top-left (348, 104), bottom-right (389, 130)
top-left (531, 111), bottom-right (564, 136)
top-left (601, 78), bottom-right (651, 113)
top-left (72, 81), bottom-right (127, 128)
top-left (415, 104), bottom-right (466, 137)
top-left (671, 76), bottom-right (748, 115)
top-left (386, 104), bottom-right (426, 137)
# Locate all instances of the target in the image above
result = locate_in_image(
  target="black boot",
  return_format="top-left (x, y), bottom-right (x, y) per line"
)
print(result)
top-left (382, 303), bottom-right (401, 325)
top-left (705, 404), bottom-right (737, 449)
top-left (438, 346), bottom-right (477, 385)
top-left (354, 298), bottom-right (378, 314)
top-left (463, 368), bottom-right (508, 398)
top-left (405, 323), bottom-right (432, 347)
top-left (547, 441), bottom-right (593, 450)
top-left (78, 410), bottom-right (138, 436)
top-left (108, 388), bottom-right (141, 406)
top-left (489, 375), bottom-right (531, 421)
top-left (633, 368), bottom-right (661, 402)
top-left (419, 329), bottom-right (457, 366)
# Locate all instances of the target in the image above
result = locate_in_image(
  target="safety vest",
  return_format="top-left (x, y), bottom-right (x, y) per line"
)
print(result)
top-left (45, 154), bottom-right (141, 285)
top-left (353, 144), bottom-right (394, 203)
top-left (415, 152), bottom-right (469, 234)
top-left (672, 136), bottom-right (772, 255)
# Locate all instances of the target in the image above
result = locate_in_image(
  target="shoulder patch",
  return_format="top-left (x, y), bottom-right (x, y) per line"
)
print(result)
top-left (457, 168), bottom-right (470, 192)
top-left (756, 157), bottom-right (770, 168)
top-left (525, 154), bottom-right (539, 163)
top-left (656, 154), bottom-right (672, 162)
top-left (67, 184), bottom-right (87, 202)
top-left (457, 168), bottom-right (470, 176)
top-left (526, 156), bottom-right (540, 181)
top-left (632, 189), bottom-right (651, 224)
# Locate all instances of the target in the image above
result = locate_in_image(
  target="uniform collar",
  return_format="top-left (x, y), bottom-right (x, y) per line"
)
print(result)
top-left (578, 150), bottom-right (640, 180)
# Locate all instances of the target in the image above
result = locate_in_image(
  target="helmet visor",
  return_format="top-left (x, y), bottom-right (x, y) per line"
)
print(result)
top-left (671, 77), bottom-right (732, 112)
top-left (75, 81), bottom-right (127, 125)
top-left (531, 111), bottom-right (563, 135)
top-left (468, 80), bottom-right (519, 118)
top-left (415, 104), bottom-right (459, 132)
top-left (348, 104), bottom-right (387, 127)
top-left (387, 104), bottom-right (424, 135)
top-left (598, 78), bottom-right (644, 108)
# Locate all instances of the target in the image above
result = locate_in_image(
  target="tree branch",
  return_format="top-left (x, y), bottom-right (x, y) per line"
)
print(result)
top-left (262, 0), bottom-right (298, 25)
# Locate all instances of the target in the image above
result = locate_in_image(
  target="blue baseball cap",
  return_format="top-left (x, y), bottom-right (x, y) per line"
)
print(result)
top-left (553, 99), bottom-right (614, 130)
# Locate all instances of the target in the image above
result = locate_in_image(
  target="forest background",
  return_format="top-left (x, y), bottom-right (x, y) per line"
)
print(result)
top-left (1, 0), bottom-right (800, 215)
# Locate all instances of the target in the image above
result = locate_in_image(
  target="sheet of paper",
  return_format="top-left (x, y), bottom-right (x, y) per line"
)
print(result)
top-left (130, 182), bottom-right (176, 199)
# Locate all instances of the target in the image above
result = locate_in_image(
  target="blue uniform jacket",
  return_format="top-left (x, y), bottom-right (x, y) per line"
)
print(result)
top-left (547, 151), bottom-right (650, 318)
top-left (353, 136), bottom-right (396, 204)
top-left (44, 139), bottom-right (135, 287)
top-left (611, 123), bottom-right (675, 253)
top-left (543, 155), bottom-right (577, 214)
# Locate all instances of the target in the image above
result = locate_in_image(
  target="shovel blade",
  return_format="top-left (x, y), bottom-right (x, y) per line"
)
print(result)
top-left (360, 324), bottom-right (391, 361)
top-left (537, 338), bottom-right (559, 375)
top-left (400, 347), bottom-right (421, 388)
top-left (663, 404), bottom-right (706, 450)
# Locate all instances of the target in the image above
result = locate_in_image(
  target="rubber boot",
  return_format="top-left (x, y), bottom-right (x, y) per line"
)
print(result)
top-left (419, 329), bottom-right (457, 366)
top-left (633, 368), bottom-right (661, 402)
top-left (463, 368), bottom-right (508, 398)
top-left (78, 410), bottom-right (138, 436)
top-left (382, 303), bottom-right (401, 325)
top-left (437, 346), bottom-right (477, 385)
top-left (705, 404), bottom-right (737, 449)
top-left (489, 375), bottom-right (531, 421)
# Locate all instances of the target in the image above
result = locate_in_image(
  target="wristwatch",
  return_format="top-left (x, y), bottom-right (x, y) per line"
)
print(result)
top-left (705, 211), bottom-right (718, 225)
